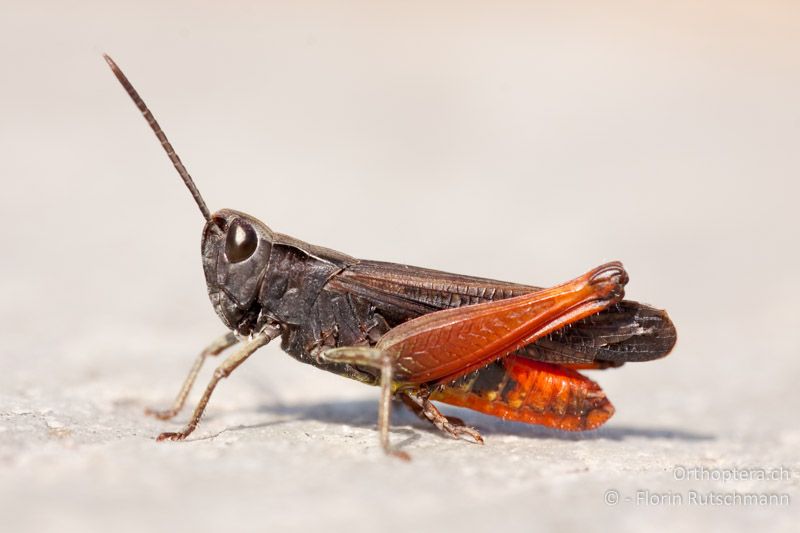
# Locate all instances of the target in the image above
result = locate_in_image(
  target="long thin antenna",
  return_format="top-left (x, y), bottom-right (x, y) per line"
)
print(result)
top-left (103, 54), bottom-right (212, 222)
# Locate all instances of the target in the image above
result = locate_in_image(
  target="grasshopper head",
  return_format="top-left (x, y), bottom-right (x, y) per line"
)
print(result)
top-left (201, 209), bottom-right (274, 335)
top-left (102, 57), bottom-right (277, 336)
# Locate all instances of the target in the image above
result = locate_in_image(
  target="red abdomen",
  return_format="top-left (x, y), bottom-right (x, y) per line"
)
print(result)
top-left (431, 356), bottom-right (615, 431)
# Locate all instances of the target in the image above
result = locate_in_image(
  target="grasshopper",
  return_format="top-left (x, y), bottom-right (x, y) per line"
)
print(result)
top-left (105, 55), bottom-right (676, 459)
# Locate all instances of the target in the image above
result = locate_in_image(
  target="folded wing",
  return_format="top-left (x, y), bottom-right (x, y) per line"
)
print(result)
top-left (331, 259), bottom-right (676, 366)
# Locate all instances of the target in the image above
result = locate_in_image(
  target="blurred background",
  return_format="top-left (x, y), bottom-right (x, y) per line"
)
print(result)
top-left (1, 1), bottom-right (798, 531)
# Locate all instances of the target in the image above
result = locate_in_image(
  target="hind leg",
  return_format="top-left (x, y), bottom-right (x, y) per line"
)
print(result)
top-left (398, 393), bottom-right (468, 434)
top-left (400, 390), bottom-right (483, 444)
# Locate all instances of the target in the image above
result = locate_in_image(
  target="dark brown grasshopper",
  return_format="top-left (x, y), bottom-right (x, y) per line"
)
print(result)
top-left (105, 55), bottom-right (676, 459)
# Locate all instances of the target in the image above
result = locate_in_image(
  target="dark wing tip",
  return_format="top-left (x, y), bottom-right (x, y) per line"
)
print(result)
top-left (592, 302), bottom-right (677, 363)
top-left (521, 300), bottom-right (677, 365)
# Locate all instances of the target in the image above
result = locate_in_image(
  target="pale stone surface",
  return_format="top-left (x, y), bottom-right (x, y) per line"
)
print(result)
top-left (1, 2), bottom-right (798, 532)
top-left (2, 337), bottom-right (798, 533)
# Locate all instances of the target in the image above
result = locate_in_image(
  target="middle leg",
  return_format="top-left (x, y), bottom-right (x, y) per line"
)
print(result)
top-left (321, 346), bottom-right (410, 460)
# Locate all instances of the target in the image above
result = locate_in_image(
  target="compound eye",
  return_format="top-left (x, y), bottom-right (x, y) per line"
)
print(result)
top-left (225, 220), bottom-right (258, 263)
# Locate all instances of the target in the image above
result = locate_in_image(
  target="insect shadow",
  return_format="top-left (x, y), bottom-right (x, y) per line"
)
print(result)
top-left (253, 399), bottom-right (714, 443)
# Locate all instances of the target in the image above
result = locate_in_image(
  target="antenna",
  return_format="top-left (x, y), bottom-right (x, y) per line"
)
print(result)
top-left (103, 54), bottom-right (212, 222)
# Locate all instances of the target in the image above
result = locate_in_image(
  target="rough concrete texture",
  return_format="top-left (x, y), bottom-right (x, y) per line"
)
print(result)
top-left (1, 2), bottom-right (798, 532)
